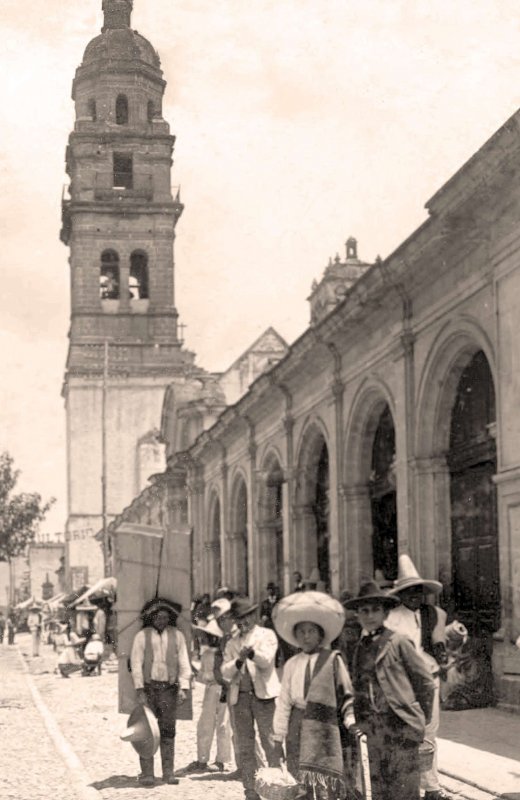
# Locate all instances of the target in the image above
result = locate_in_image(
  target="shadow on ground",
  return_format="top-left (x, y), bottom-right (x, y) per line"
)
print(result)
top-left (189, 775), bottom-right (241, 782)
top-left (90, 775), bottom-right (142, 790)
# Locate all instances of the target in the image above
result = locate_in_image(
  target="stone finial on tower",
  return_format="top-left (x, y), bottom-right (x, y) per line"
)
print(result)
top-left (102, 0), bottom-right (133, 32)
top-left (346, 236), bottom-right (357, 260)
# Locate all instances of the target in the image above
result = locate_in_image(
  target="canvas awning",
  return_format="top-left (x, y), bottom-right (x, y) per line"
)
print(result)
top-left (72, 576), bottom-right (116, 607)
top-left (46, 592), bottom-right (66, 609)
top-left (14, 596), bottom-right (42, 609)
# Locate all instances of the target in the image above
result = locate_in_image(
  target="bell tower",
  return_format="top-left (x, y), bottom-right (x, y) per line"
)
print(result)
top-left (61, 0), bottom-right (194, 585)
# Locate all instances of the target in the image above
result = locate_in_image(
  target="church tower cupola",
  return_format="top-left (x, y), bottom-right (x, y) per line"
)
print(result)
top-left (308, 236), bottom-right (372, 324)
top-left (102, 0), bottom-right (133, 31)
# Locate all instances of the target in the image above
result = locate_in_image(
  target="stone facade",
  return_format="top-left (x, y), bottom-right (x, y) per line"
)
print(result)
top-left (183, 110), bottom-right (520, 707)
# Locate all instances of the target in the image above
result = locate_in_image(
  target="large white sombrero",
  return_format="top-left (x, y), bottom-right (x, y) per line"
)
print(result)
top-left (273, 591), bottom-right (345, 648)
top-left (388, 554), bottom-right (442, 595)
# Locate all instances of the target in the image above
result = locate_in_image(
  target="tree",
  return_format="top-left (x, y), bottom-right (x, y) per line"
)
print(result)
top-left (0, 452), bottom-right (55, 604)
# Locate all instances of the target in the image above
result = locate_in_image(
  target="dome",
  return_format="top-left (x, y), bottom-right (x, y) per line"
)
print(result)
top-left (82, 28), bottom-right (161, 70)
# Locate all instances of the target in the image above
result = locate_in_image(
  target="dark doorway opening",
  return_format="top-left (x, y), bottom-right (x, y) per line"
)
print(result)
top-left (369, 405), bottom-right (397, 582)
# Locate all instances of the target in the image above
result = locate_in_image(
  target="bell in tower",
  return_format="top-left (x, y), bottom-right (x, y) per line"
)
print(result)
top-left (60, 1), bottom-right (194, 585)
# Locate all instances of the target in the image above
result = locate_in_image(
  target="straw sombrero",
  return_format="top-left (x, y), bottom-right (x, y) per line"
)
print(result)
top-left (120, 704), bottom-right (160, 759)
top-left (388, 554), bottom-right (442, 596)
top-left (272, 591), bottom-right (345, 648)
top-left (192, 618), bottom-right (223, 638)
top-left (209, 598), bottom-right (232, 619)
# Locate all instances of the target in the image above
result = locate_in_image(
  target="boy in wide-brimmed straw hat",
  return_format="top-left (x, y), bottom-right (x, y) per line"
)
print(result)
top-left (386, 555), bottom-right (450, 800)
top-left (345, 581), bottom-right (435, 800)
top-left (272, 590), bottom-right (356, 800)
top-left (130, 597), bottom-right (191, 786)
top-left (221, 597), bottom-right (280, 800)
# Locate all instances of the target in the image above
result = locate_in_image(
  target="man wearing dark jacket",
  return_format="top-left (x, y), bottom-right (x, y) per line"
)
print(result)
top-left (346, 583), bottom-right (435, 800)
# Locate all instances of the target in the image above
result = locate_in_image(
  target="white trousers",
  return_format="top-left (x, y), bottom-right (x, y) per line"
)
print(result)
top-left (421, 675), bottom-right (440, 792)
top-left (197, 683), bottom-right (232, 765)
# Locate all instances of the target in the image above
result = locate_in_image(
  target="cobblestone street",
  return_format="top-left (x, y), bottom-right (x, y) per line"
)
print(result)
top-left (5, 635), bottom-right (243, 800)
top-left (3, 635), bottom-right (520, 800)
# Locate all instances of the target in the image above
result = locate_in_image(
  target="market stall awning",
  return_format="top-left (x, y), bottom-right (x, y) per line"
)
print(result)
top-left (62, 586), bottom-right (90, 608)
top-left (14, 596), bottom-right (42, 609)
top-left (46, 592), bottom-right (66, 609)
top-left (72, 577), bottom-right (116, 607)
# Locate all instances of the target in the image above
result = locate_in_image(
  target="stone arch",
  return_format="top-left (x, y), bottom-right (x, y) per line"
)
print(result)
top-left (229, 472), bottom-right (249, 595)
top-left (343, 379), bottom-right (397, 588)
top-left (205, 489), bottom-right (222, 594)
top-left (294, 420), bottom-right (331, 588)
top-left (344, 378), bottom-right (396, 486)
top-left (414, 320), bottom-right (499, 684)
top-left (415, 317), bottom-right (497, 457)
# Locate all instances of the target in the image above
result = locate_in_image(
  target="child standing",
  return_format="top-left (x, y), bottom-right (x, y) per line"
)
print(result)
top-left (272, 591), bottom-right (356, 800)
top-left (177, 617), bottom-right (232, 774)
top-left (345, 582), bottom-right (435, 800)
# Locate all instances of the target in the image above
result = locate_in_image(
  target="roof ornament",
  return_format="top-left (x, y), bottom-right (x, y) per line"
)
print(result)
top-left (346, 236), bottom-right (357, 260)
top-left (102, 0), bottom-right (133, 32)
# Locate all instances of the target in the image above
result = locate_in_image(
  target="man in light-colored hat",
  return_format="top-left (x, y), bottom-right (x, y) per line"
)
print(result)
top-left (130, 597), bottom-right (191, 786)
top-left (386, 555), bottom-right (450, 800)
top-left (221, 598), bottom-right (280, 800)
top-left (27, 602), bottom-right (43, 657)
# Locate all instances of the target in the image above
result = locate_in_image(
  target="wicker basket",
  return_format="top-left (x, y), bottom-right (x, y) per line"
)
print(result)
top-left (255, 767), bottom-right (305, 800)
top-left (418, 739), bottom-right (435, 772)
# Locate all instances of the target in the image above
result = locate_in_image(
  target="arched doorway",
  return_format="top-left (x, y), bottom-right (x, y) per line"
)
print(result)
top-left (296, 427), bottom-right (330, 588)
top-left (369, 404), bottom-right (397, 583)
top-left (207, 493), bottom-right (222, 593)
top-left (314, 443), bottom-right (330, 586)
top-left (231, 478), bottom-right (249, 595)
top-left (258, 455), bottom-right (284, 591)
top-left (448, 350), bottom-right (499, 637)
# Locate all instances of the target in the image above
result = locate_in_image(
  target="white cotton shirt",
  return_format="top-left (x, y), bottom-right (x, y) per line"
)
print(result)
top-left (130, 627), bottom-right (192, 690)
top-left (385, 605), bottom-right (438, 672)
top-left (272, 651), bottom-right (322, 741)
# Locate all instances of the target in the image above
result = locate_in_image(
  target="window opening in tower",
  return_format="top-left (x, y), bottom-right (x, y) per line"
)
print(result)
top-left (113, 153), bottom-right (133, 189)
top-left (129, 251), bottom-right (149, 299)
top-left (115, 94), bottom-right (129, 125)
top-left (100, 250), bottom-right (120, 299)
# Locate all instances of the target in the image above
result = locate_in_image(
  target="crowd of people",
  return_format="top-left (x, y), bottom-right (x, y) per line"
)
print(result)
top-left (0, 594), bottom-right (114, 678)
top-left (126, 554), bottom-right (482, 800)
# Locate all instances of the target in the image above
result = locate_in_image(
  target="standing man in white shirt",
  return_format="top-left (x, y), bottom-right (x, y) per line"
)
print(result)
top-left (221, 598), bottom-right (280, 800)
top-left (130, 597), bottom-right (192, 787)
top-left (386, 555), bottom-right (450, 800)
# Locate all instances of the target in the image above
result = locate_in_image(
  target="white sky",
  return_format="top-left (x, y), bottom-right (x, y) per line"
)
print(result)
top-left (1, 0), bottom-right (519, 534)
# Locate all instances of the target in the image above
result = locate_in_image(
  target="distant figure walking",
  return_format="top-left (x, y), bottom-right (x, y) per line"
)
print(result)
top-left (0, 612), bottom-right (5, 644)
top-left (27, 603), bottom-right (43, 657)
top-left (6, 613), bottom-right (16, 645)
